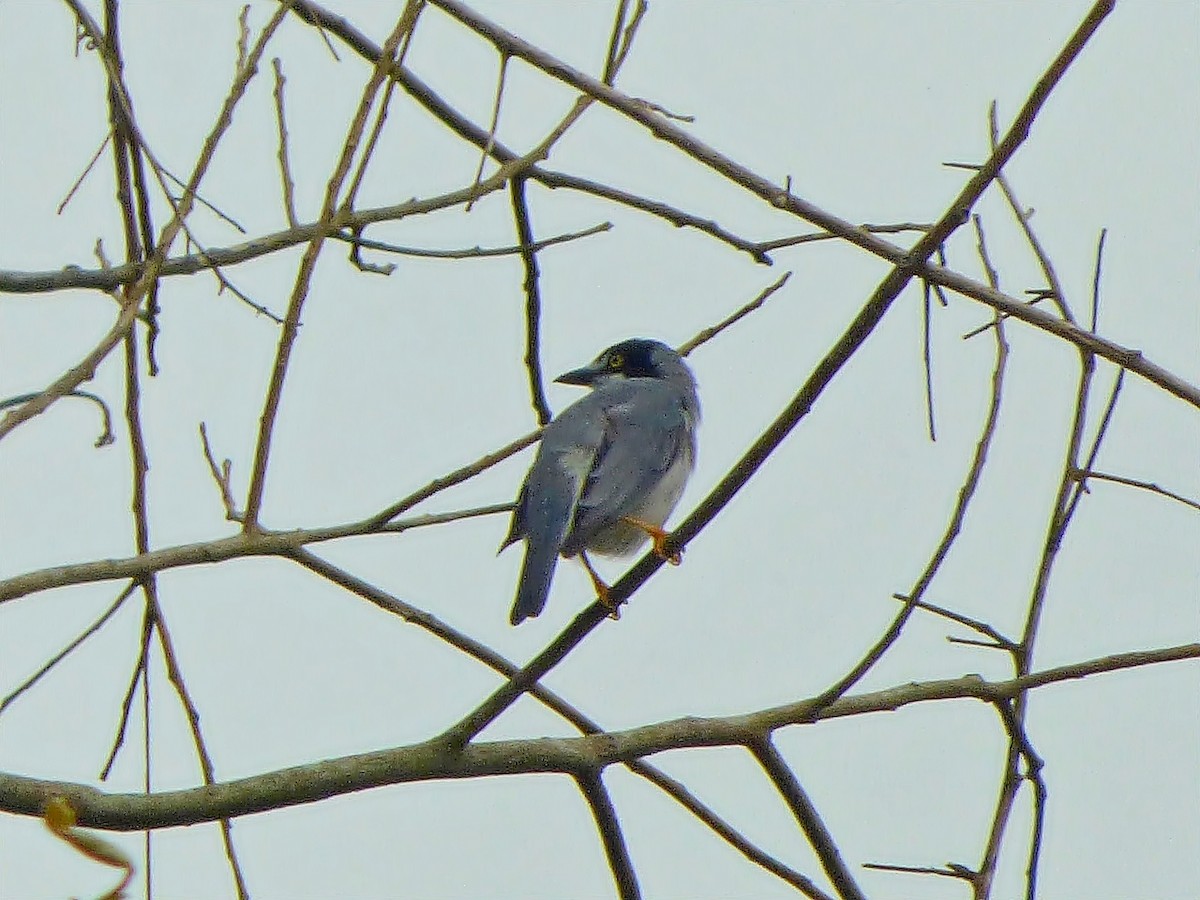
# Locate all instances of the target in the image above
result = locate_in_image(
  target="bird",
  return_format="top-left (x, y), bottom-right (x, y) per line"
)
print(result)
top-left (499, 338), bottom-right (700, 625)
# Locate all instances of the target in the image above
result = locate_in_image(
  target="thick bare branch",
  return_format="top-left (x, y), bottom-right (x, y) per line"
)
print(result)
top-left (0, 643), bottom-right (1192, 830)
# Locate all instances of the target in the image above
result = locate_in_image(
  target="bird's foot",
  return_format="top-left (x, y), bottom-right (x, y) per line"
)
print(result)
top-left (622, 516), bottom-right (682, 565)
top-left (581, 553), bottom-right (621, 619)
top-left (596, 586), bottom-right (621, 620)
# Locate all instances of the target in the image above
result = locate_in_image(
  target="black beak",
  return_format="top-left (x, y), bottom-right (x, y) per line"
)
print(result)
top-left (554, 361), bottom-right (604, 386)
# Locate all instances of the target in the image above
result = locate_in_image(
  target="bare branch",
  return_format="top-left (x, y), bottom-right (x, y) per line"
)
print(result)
top-left (1, 643), bottom-right (1192, 830)
top-left (0, 503), bottom-right (511, 605)
top-left (995, 701), bottom-right (1048, 900)
top-left (56, 131), bottom-right (112, 215)
top-left (1072, 468), bottom-right (1200, 513)
top-left (333, 220), bottom-right (611, 260)
top-left (434, 0), bottom-right (1109, 737)
top-left (98, 612), bottom-right (151, 781)
top-left (987, 101), bottom-right (1074, 325)
top-left (750, 738), bottom-right (866, 900)
top-left (272, 57), bottom-right (299, 228)
top-left (467, 52), bottom-right (509, 211)
top-left (577, 772), bottom-right (641, 900)
top-left (677, 272), bottom-right (792, 356)
top-left (922, 279), bottom-right (936, 441)
top-left (510, 175), bottom-right (552, 424)
top-left (242, 3), bottom-right (425, 527)
top-left (153, 604), bottom-right (250, 898)
top-left (295, 549), bottom-right (825, 894)
top-left (809, 304), bottom-right (1009, 713)
top-left (0, 390), bottom-right (114, 447)
top-left (199, 423), bottom-right (244, 523)
top-left (0, 1), bottom-right (293, 442)
top-left (892, 593), bottom-right (1017, 653)
top-left (0, 583), bottom-right (137, 717)
top-left (1090, 228), bottom-right (1108, 333)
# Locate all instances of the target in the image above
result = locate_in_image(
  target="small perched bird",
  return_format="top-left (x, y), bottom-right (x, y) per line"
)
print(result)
top-left (500, 338), bottom-right (700, 625)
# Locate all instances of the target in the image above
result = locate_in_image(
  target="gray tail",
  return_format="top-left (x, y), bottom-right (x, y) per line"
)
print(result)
top-left (510, 541), bottom-right (558, 625)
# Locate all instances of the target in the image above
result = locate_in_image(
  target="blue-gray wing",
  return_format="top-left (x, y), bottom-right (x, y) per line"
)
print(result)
top-left (503, 405), bottom-right (606, 624)
top-left (562, 380), bottom-right (691, 555)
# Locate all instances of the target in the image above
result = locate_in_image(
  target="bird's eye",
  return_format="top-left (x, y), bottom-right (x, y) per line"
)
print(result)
top-left (607, 353), bottom-right (624, 370)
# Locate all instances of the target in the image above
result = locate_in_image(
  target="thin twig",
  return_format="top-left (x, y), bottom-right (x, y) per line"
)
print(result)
top-left (184, 232), bottom-right (285, 322)
top-left (600, 0), bottom-right (631, 83)
top-left (677, 272), bottom-right (791, 356)
top-left (99, 610), bottom-right (152, 780)
top-left (467, 52), bottom-right (509, 210)
top-left (2, 0), bottom-right (293, 442)
top-left (342, 8), bottom-right (420, 215)
top-left (996, 701), bottom-right (1048, 900)
top-left (158, 170), bottom-right (247, 235)
top-left (1072, 468), bottom-right (1200, 513)
top-left (809, 271), bottom-right (1010, 714)
top-left (510, 176), bottom-right (552, 424)
top-left (892, 594), bottom-right (1017, 652)
top-left (0, 390), bottom-right (114, 447)
top-left (154, 602), bottom-right (250, 897)
top-left (242, 4), bottom-right (423, 527)
top-left (576, 772), bottom-right (641, 900)
top-left (961, 291), bottom-right (1052, 340)
top-left (272, 57), bottom-right (299, 227)
top-left (1090, 228), bottom-right (1107, 333)
top-left (757, 222), bottom-right (931, 254)
top-left (922, 279), bottom-right (936, 441)
top-left (750, 738), bottom-right (867, 900)
top-left (0, 583), bottom-right (137, 717)
top-left (56, 131), bottom-right (112, 215)
top-left (987, 101), bottom-right (1074, 326)
top-left (1063, 369), bottom-right (1125, 528)
top-left (333, 220), bottom-right (611, 260)
top-left (200, 423), bottom-right (243, 521)
top-left (368, 429), bottom-right (539, 527)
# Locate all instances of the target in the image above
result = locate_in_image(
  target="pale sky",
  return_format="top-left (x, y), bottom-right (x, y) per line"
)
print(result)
top-left (0, 2), bottom-right (1197, 898)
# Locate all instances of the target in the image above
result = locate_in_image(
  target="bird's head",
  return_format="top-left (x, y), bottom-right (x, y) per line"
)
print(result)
top-left (555, 338), bottom-right (700, 420)
top-left (556, 338), bottom-right (683, 386)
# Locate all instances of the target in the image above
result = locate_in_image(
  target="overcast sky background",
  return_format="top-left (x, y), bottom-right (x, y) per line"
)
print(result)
top-left (0, 1), bottom-right (1197, 898)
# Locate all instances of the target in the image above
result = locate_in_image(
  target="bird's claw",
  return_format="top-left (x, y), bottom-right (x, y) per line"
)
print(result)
top-left (581, 553), bottom-right (621, 619)
top-left (597, 588), bottom-right (621, 620)
top-left (622, 516), bottom-right (682, 565)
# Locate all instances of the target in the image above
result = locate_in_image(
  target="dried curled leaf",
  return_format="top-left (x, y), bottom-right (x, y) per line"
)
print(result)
top-left (44, 795), bottom-right (134, 900)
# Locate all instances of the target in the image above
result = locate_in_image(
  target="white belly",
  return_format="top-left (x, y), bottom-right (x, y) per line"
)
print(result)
top-left (587, 447), bottom-right (693, 557)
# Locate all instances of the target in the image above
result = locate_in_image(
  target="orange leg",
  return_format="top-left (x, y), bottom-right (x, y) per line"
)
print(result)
top-left (580, 553), bottom-right (621, 619)
top-left (621, 516), bottom-right (682, 565)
